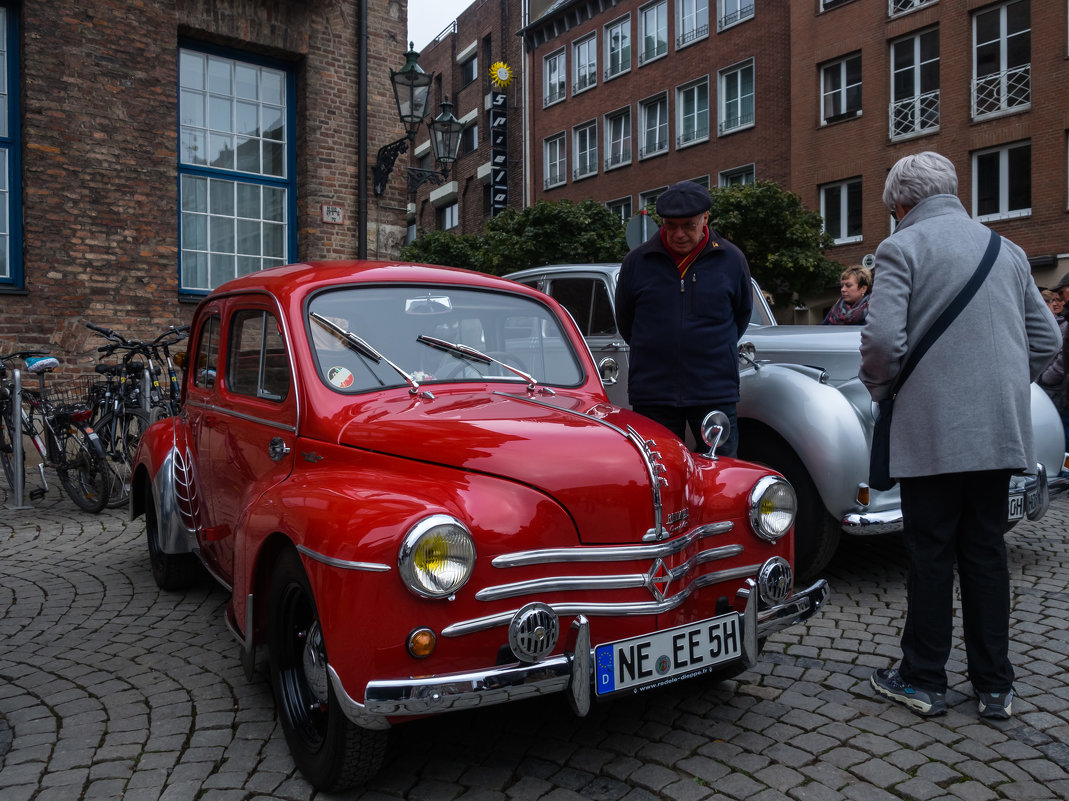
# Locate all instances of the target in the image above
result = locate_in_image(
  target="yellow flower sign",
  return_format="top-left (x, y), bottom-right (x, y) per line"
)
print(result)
top-left (490, 61), bottom-right (512, 89)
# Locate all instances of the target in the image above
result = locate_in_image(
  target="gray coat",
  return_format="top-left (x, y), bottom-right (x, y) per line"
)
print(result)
top-left (859, 194), bottom-right (1062, 478)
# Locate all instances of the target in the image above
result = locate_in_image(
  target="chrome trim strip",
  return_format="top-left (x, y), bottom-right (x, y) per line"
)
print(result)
top-left (491, 522), bottom-right (733, 567)
top-left (840, 508), bottom-right (902, 535)
top-left (756, 579), bottom-right (830, 639)
top-left (476, 544), bottom-right (745, 601)
top-left (184, 398), bottom-right (297, 433)
top-left (443, 563), bottom-right (763, 637)
top-left (296, 544), bottom-right (391, 572)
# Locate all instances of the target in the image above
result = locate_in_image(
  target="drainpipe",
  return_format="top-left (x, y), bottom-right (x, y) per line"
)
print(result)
top-left (358, 2), bottom-right (369, 259)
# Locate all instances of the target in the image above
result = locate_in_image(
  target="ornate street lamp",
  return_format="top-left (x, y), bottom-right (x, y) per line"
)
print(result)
top-left (373, 46), bottom-right (464, 196)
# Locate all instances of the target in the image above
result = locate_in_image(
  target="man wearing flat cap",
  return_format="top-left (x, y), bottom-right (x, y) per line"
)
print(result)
top-left (614, 180), bottom-right (752, 455)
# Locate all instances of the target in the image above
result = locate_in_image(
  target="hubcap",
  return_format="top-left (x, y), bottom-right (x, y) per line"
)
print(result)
top-left (301, 620), bottom-right (330, 703)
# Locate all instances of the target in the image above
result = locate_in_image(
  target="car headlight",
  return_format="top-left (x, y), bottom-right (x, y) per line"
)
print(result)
top-left (398, 515), bottom-right (476, 598)
top-left (748, 476), bottom-right (796, 542)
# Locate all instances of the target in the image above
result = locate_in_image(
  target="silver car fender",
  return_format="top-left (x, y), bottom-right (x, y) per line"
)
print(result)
top-left (738, 363), bottom-right (870, 519)
top-left (150, 444), bottom-right (201, 556)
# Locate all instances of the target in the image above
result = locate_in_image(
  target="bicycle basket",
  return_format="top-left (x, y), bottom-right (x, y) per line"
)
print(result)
top-left (47, 374), bottom-right (97, 418)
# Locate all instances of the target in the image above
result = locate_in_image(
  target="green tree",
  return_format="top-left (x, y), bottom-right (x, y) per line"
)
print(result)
top-left (399, 229), bottom-right (481, 270)
top-left (707, 181), bottom-right (842, 304)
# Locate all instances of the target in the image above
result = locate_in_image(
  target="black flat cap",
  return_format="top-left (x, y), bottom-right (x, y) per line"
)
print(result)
top-left (656, 181), bottom-right (712, 218)
top-left (1054, 272), bottom-right (1069, 291)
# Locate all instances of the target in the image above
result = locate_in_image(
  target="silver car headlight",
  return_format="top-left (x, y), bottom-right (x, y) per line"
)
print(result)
top-left (398, 515), bottom-right (476, 598)
top-left (748, 476), bottom-right (796, 542)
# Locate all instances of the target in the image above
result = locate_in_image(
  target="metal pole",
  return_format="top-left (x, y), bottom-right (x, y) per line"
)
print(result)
top-left (10, 368), bottom-right (28, 509)
top-left (357, 1), bottom-right (368, 259)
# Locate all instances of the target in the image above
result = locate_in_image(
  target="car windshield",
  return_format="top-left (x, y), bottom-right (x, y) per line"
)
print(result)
top-left (307, 285), bottom-right (585, 393)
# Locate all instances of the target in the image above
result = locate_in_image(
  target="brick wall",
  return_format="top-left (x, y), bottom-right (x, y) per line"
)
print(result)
top-left (0, 0), bottom-right (406, 367)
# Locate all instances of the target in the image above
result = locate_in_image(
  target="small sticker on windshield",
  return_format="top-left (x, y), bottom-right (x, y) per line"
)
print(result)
top-left (327, 366), bottom-right (354, 389)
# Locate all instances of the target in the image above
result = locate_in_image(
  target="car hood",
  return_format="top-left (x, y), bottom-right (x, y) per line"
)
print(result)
top-left (742, 325), bottom-right (862, 385)
top-left (336, 389), bottom-right (703, 544)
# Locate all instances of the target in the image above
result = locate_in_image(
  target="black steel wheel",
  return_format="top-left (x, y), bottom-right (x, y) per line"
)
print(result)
top-left (0, 401), bottom-right (22, 493)
top-left (55, 423), bottom-right (110, 512)
top-left (144, 482), bottom-right (201, 590)
top-left (268, 548), bottom-right (387, 792)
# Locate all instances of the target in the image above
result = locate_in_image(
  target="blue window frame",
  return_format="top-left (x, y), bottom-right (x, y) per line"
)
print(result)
top-left (0, 3), bottom-right (22, 290)
top-left (178, 42), bottom-right (297, 295)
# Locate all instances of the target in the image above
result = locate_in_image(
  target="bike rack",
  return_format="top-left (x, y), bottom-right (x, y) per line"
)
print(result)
top-left (7, 368), bottom-right (30, 510)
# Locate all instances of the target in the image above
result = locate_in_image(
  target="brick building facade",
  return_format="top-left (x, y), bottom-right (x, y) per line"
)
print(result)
top-left (0, 0), bottom-right (408, 367)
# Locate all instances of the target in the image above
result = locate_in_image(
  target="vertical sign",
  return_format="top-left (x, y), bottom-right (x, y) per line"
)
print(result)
top-left (489, 91), bottom-right (508, 215)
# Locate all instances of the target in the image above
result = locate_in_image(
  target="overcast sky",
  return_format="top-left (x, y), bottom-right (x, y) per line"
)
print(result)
top-left (407, 0), bottom-right (476, 51)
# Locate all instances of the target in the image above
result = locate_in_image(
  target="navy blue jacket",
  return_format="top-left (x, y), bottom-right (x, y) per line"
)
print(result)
top-left (615, 229), bottom-right (752, 406)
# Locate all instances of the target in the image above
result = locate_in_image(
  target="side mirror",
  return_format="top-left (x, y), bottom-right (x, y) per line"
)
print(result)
top-left (701, 410), bottom-right (731, 459)
top-left (598, 357), bottom-right (619, 386)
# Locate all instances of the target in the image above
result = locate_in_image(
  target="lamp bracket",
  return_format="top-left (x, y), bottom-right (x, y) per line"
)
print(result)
top-left (373, 136), bottom-right (410, 196)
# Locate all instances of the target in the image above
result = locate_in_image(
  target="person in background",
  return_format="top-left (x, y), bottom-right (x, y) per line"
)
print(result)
top-left (860, 151), bottom-right (1061, 721)
top-left (822, 265), bottom-right (872, 325)
top-left (1040, 289), bottom-right (1069, 447)
top-left (1053, 273), bottom-right (1069, 308)
top-left (615, 180), bottom-right (752, 456)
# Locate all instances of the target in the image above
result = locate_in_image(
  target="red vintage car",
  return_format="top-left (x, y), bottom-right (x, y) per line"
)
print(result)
top-left (131, 260), bottom-right (830, 791)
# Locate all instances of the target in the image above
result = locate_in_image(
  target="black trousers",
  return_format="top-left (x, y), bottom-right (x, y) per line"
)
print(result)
top-left (632, 403), bottom-right (738, 457)
top-left (898, 469), bottom-right (1014, 694)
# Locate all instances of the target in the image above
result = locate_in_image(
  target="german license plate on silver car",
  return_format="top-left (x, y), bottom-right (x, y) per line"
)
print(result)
top-left (594, 612), bottom-right (741, 696)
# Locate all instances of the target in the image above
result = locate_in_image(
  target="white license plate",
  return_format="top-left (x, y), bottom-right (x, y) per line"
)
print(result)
top-left (1008, 494), bottom-right (1024, 521)
top-left (594, 612), bottom-right (741, 696)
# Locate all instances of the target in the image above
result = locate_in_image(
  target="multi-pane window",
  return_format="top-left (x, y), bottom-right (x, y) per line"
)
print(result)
top-left (573, 121), bottom-right (598, 179)
top-left (607, 197), bottom-right (633, 222)
top-left (973, 141), bottom-right (1030, 220)
top-left (460, 55), bottom-right (478, 87)
top-left (639, 95), bottom-right (669, 158)
top-left (0, 5), bottom-right (19, 286)
top-left (718, 0), bottom-right (754, 30)
top-left (605, 17), bottom-right (631, 79)
top-left (438, 202), bottom-right (459, 230)
top-left (890, 0), bottom-right (937, 16)
top-left (639, 187), bottom-right (667, 214)
top-left (179, 47), bottom-right (294, 292)
top-left (544, 50), bottom-right (566, 106)
top-left (639, 1), bottom-right (668, 64)
top-left (544, 134), bottom-right (566, 189)
top-left (573, 35), bottom-right (597, 94)
top-left (719, 60), bottom-right (754, 134)
top-left (820, 178), bottom-right (863, 244)
top-left (972, 0), bottom-right (1030, 119)
top-left (821, 54), bottom-right (862, 124)
top-left (720, 164), bottom-right (755, 186)
top-left (460, 124), bottom-right (478, 155)
top-left (605, 107), bottom-right (632, 169)
top-left (890, 29), bottom-right (939, 139)
top-left (677, 79), bottom-right (709, 147)
top-left (677, 0), bottom-right (709, 48)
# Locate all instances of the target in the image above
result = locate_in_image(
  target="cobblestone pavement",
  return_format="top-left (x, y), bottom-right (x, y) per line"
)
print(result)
top-left (2, 483), bottom-right (1069, 801)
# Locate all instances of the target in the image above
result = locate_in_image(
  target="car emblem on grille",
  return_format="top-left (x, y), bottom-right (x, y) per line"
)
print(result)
top-left (646, 558), bottom-right (672, 602)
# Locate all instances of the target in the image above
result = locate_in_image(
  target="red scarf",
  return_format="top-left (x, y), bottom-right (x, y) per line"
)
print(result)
top-left (661, 226), bottom-right (710, 278)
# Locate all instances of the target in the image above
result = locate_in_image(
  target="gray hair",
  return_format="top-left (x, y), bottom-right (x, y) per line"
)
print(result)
top-left (882, 151), bottom-right (958, 213)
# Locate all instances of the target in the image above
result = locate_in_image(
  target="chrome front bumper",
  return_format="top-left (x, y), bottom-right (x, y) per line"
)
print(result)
top-left (329, 578), bottom-right (831, 730)
top-left (842, 463), bottom-right (1053, 535)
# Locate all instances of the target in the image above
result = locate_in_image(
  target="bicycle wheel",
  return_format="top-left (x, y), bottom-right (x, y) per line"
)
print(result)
top-left (55, 422), bottom-right (110, 512)
top-left (0, 400), bottom-right (23, 493)
top-left (95, 409), bottom-right (151, 509)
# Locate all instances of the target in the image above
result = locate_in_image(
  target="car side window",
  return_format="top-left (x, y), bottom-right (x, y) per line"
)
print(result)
top-left (548, 277), bottom-right (618, 337)
top-left (227, 309), bottom-right (290, 401)
top-left (193, 314), bottom-right (220, 389)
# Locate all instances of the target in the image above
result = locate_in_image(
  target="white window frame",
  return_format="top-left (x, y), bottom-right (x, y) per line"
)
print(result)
top-left (573, 34), bottom-right (597, 94)
top-left (971, 0), bottom-right (1030, 120)
top-left (972, 141), bottom-right (1031, 221)
top-left (639, 186), bottom-right (667, 214)
top-left (677, 0), bottom-right (709, 48)
top-left (438, 202), bottom-right (459, 230)
top-left (604, 107), bottom-right (632, 170)
top-left (889, 28), bottom-right (940, 140)
top-left (639, 94), bottom-right (669, 158)
top-left (719, 164), bottom-right (755, 186)
top-left (639, 1), bottom-right (668, 65)
top-left (888, 0), bottom-right (937, 17)
top-left (821, 53), bottom-right (862, 125)
top-left (820, 178), bottom-right (863, 244)
top-left (604, 16), bottom-right (631, 80)
top-left (543, 49), bottom-right (567, 107)
top-left (543, 133), bottom-right (567, 189)
top-left (677, 78), bottom-right (709, 148)
top-left (719, 59), bottom-right (754, 135)
top-left (607, 196), bottom-right (633, 222)
top-left (718, 0), bottom-right (754, 31)
top-left (573, 121), bottom-right (598, 180)
top-left (459, 54), bottom-right (478, 87)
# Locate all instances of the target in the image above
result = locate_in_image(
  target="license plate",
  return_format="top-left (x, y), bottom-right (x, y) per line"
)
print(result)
top-left (594, 612), bottom-right (741, 696)
top-left (1008, 494), bottom-right (1024, 521)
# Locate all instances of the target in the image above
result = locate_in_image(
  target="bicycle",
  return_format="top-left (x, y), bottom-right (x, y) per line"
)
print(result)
top-left (0, 351), bottom-right (111, 512)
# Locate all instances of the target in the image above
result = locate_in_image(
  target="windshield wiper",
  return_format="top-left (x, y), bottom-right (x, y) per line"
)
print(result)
top-left (311, 312), bottom-right (427, 396)
top-left (417, 334), bottom-right (541, 392)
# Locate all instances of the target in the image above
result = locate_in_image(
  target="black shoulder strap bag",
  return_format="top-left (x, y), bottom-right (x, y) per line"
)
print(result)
top-left (868, 228), bottom-right (1002, 491)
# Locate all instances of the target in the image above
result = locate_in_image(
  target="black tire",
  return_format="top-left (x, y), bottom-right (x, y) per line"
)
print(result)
top-left (738, 431), bottom-right (841, 581)
top-left (144, 482), bottom-right (202, 590)
top-left (55, 423), bottom-right (110, 513)
top-left (268, 548), bottom-right (388, 792)
top-left (97, 409), bottom-right (152, 509)
top-left (0, 401), bottom-right (22, 493)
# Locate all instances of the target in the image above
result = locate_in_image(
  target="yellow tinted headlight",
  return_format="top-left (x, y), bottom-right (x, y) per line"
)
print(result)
top-left (749, 476), bottom-right (797, 542)
top-left (398, 515), bottom-right (476, 598)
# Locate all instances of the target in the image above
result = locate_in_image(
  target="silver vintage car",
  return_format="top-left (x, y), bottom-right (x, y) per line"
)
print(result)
top-left (507, 263), bottom-right (1068, 579)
